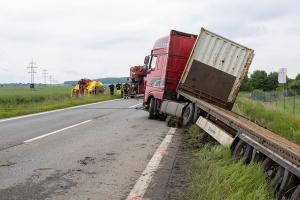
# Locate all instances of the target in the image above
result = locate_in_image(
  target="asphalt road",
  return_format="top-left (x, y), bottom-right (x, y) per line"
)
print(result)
top-left (0, 98), bottom-right (173, 200)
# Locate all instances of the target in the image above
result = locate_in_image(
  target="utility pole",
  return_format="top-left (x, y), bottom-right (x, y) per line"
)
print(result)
top-left (42, 69), bottom-right (48, 86)
top-left (27, 60), bottom-right (38, 88)
top-left (49, 75), bottom-right (53, 85)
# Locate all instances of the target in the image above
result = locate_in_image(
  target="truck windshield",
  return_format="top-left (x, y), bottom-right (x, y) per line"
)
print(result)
top-left (149, 55), bottom-right (157, 70)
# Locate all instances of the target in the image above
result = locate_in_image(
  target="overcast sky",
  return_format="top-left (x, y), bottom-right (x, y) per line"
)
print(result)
top-left (0, 0), bottom-right (299, 83)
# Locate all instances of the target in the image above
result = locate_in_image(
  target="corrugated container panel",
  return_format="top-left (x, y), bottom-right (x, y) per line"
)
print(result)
top-left (178, 28), bottom-right (254, 109)
top-left (191, 31), bottom-right (251, 77)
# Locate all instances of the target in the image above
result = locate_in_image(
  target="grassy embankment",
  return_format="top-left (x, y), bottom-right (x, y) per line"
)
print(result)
top-left (181, 91), bottom-right (300, 200)
top-left (0, 86), bottom-right (118, 119)
top-left (233, 92), bottom-right (300, 144)
top-left (269, 95), bottom-right (300, 115)
top-left (253, 92), bottom-right (300, 115)
top-left (182, 125), bottom-right (275, 200)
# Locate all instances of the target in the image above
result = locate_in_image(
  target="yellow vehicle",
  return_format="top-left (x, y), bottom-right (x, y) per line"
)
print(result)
top-left (86, 81), bottom-right (104, 96)
top-left (71, 79), bottom-right (105, 97)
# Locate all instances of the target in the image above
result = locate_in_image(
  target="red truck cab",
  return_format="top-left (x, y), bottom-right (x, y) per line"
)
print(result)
top-left (143, 30), bottom-right (197, 118)
top-left (129, 65), bottom-right (147, 96)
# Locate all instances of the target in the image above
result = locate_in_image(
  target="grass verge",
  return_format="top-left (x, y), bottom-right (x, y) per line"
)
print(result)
top-left (184, 125), bottom-right (274, 200)
top-left (233, 93), bottom-right (300, 144)
top-left (0, 86), bottom-right (119, 119)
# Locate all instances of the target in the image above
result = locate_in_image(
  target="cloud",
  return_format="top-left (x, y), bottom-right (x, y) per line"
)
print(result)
top-left (0, 0), bottom-right (299, 83)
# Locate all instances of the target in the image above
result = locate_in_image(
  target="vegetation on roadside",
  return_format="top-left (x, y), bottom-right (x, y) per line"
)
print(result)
top-left (241, 70), bottom-right (300, 94)
top-left (184, 125), bottom-right (274, 200)
top-left (233, 93), bottom-right (300, 144)
top-left (0, 86), bottom-right (118, 119)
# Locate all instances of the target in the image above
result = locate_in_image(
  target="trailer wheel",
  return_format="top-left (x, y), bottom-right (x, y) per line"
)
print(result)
top-left (182, 103), bottom-right (195, 127)
top-left (262, 158), bottom-right (279, 181)
top-left (277, 170), bottom-right (297, 199)
top-left (149, 98), bottom-right (156, 119)
top-left (270, 166), bottom-right (284, 190)
top-left (233, 140), bottom-right (252, 163)
top-left (291, 184), bottom-right (300, 200)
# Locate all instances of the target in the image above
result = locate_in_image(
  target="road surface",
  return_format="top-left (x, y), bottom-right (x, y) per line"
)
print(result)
top-left (0, 99), bottom-right (180, 200)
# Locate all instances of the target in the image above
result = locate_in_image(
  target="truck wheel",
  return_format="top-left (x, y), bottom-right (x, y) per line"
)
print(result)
top-left (233, 140), bottom-right (252, 164)
top-left (149, 98), bottom-right (156, 119)
top-left (262, 157), bottom-right (279, 182)
top-left (270, 166), bottom-right (284, 190)
top-left (182, 103), bottom-right (194, 127)
top-left (291, 184), bottom-right (300, 200)
top-left (277, 170), bottom-right (297, 199)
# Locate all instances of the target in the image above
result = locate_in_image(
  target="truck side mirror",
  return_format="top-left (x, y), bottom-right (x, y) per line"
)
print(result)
top-left (144, 56), bottom-right (150, 65)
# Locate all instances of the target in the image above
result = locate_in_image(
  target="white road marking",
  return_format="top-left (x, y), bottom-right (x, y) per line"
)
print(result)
top-left (24, 120), bottom-right (92, 143)
top-left (0, 99), bottom-right (121, 123)
top-left (126, 127), bottom-right (176, 200)
top-left (128, 103), bottom-right (143, 109)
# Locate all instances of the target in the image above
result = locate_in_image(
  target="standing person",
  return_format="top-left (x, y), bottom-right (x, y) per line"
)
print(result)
top-left (123, 83), bottom-right (129, 99)
top-left (116, 83), bottom-right (121, 96)
top-left (120, 83), bottom-right (124, 98)
top-left (108, 83), bottom-right (115, 95)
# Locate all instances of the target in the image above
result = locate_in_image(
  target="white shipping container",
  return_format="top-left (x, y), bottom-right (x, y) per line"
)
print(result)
top-left (178, 28), bottom-right (254, 109)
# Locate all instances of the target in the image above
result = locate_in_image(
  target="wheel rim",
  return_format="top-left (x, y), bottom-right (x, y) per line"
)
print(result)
top-left (266, 164), bottom-right (278, 180)
top-left (237, 144), bottom-right (246, 158)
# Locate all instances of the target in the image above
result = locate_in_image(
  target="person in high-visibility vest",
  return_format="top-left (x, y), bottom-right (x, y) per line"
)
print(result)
top-left (109, 83), bottom-right (115, 95)
top-left (116, 83), bottom-right (121, 96)
top-left (120, 83), bottom-right (124, 98)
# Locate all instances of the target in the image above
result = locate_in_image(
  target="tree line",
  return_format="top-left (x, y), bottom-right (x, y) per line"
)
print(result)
top-left (241, 70), bottom-right (300, 93)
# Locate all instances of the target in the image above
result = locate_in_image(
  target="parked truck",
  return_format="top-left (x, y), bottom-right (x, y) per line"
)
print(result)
top-left (143, 28), bottom-right (300, 199)
top-left (129, 65), bottom-right (147, 97)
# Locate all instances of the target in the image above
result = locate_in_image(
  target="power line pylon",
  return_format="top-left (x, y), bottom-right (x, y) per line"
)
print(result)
top-left (27, 60), bottom-right (38, 89)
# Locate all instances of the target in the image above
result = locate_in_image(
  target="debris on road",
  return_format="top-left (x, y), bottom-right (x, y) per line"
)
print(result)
top-left (0, 160), bottom-right (16, 167)
top-left (79, 156), bottom-right (96, 165)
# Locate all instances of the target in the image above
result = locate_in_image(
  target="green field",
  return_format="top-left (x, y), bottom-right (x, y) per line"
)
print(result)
top-left (0, 86), bottom-right (118, 119)
top-left (265, 95), bottom-right (300, 115)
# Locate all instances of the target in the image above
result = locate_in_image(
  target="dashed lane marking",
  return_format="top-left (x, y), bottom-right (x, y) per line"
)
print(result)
top-left (24, 120), bottom-right (92, 143)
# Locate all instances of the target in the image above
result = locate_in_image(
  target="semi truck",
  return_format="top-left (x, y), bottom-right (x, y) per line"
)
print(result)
top-left (129, 65), bottom-right (147, 97)
top-left (143, 28), bottom-right (300, 199)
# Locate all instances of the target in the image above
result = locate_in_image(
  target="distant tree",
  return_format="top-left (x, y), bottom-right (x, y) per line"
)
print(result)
top-left (289, 78), bottom-right (300, 94)
top-left (248, 70), bottom-right (268, 91)
top-left (265, 72), bottom-right (279, 91)
top-left (240, 74), bottom-right (250, 91)
top-left (296, 73), bottom-right (300, 80)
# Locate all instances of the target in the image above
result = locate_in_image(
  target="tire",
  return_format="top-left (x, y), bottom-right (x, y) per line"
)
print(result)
top-left (182, 103), bottom-right (195, 127)
top-left (291, 184), bottom-right (300, 200)
top-left (148, 98), bottom-right (156, 119)
top-left (270, 166), bottom-right (284, 190)
top-left (277, 170), bottom-right (297, 199)
top-left (233, 140), bottom-right (252, 164)
top-left (262, 157), bottom-right (278, 181)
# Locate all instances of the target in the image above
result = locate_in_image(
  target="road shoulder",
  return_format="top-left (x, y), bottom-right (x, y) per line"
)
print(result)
top-left (143, 128), bottom-right (192, 200)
